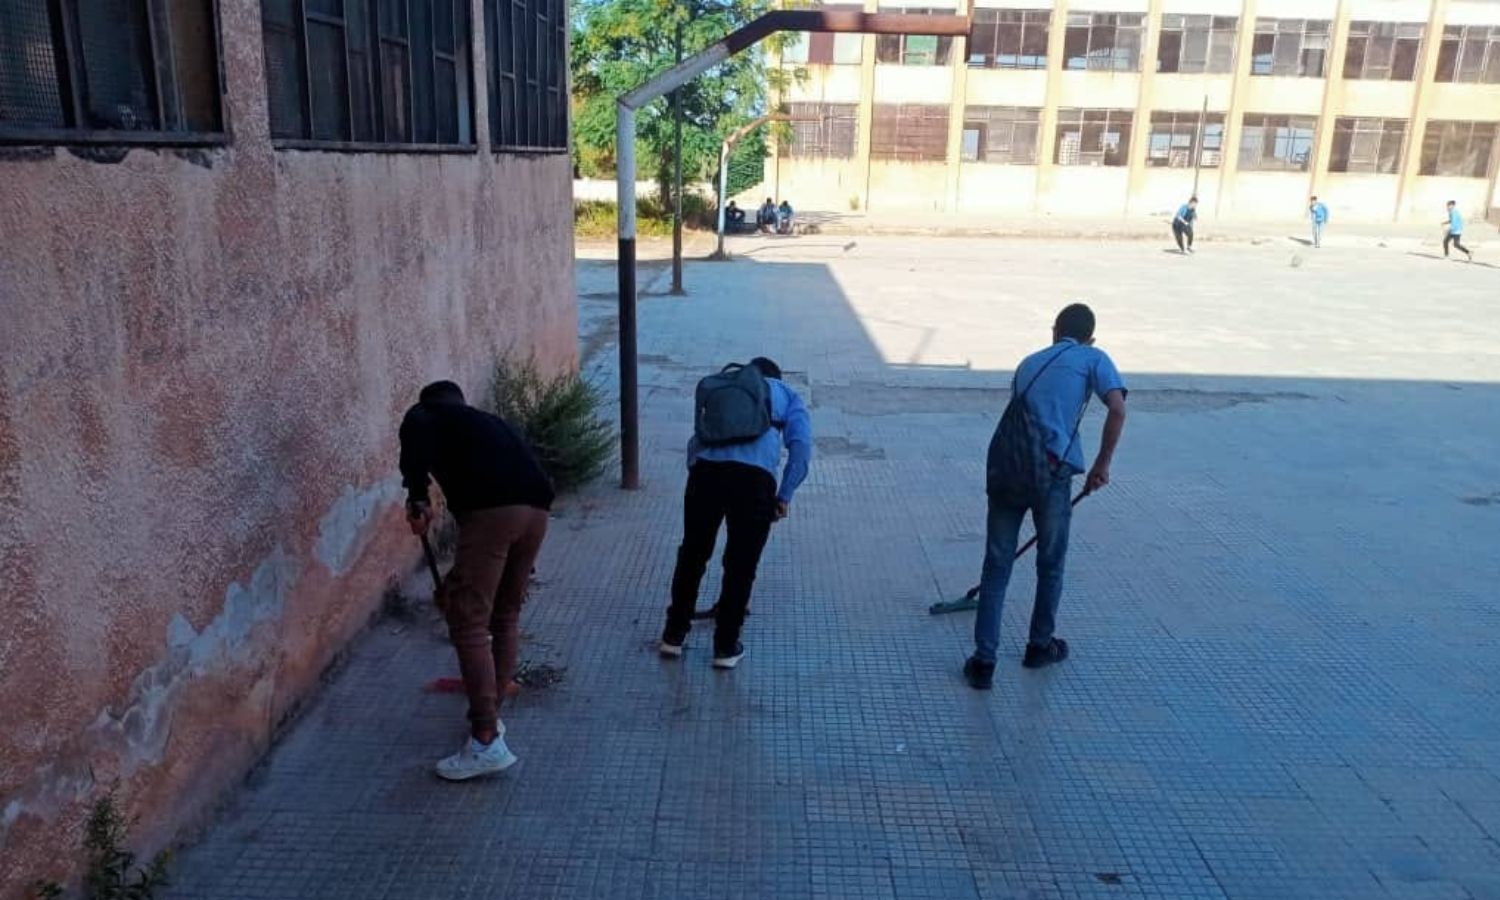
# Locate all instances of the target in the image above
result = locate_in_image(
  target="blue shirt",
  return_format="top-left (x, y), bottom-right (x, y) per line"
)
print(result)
top-left (1175, 204), bottom-right (1196, 224)
top-left (1011, 339), bottom-right (1127, 474)
top-left (1310, 202), bottom-right (1328, 224)
top-left (1448, 208), bottom-right (1464, 234)
top-left (689, 378), bottom-right (812, 503)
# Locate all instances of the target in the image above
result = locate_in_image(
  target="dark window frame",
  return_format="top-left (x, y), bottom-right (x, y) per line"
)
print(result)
top-left (1328, 116), bottom-right (1406, 173)
top-left (1238, 112), bottom-right (1318, 171)
top-left (782, 101), bottom-right (859, 158)
top-left (0, 0), bottom-right (226, 146)
top-left (870, 102), bottom-right (950, 161)
top-left (262, 0), bottom-right (477, 153)
top-left (1063, 12), bottom-right (1145, 72)
top-left (484, 0), bottom-right (569, 152)
top-left (782, 4), bottom-right (865, 65)
top-left (1435, 25), bottom-right (1500, 84)
top-left (1419, 119), bottom-right (1498, 178)
top-left (1053, 107), bottom-right (1133, 166)
top-left (1250, 18), bottom-right (1330, 78)
top-left (967, 9), bottom-right (1050, 70)
top-left (1342, 21), bottom-right (1423, 82)
top-left (875, 7), bottom-right (955, 66)
top-left (960, 105), bottom-right (1041, 164)
top-left (1146, 110), bottom-right (1224, 168)
top-left (1156, 14), bottom-right (1237, 74)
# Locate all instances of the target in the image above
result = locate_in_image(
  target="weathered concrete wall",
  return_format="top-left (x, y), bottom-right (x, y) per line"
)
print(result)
top-left (0, 0), bottom-right (575, 894)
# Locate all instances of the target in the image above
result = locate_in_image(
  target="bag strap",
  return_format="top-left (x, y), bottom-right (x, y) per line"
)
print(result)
top-left (1016, 344), bottom-right (1075, 400)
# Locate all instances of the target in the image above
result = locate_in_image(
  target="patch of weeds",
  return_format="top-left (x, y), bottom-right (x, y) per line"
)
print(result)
top-left (33, 791), bottom-right (170, 900)
top-left (488, 359), bottom-right (614, 492)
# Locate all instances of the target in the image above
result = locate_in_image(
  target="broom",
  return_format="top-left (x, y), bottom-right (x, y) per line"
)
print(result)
top-left (928, 488), bottom-right (1091, 615)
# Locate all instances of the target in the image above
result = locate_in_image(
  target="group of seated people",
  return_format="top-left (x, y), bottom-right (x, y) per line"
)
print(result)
top-left (725, 197), bottom-right (794, 235)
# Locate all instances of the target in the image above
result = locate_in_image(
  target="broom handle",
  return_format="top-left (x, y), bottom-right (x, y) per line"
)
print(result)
top-left (420, 534), bottom-right (442, 591)
top-left (965, 488), bottom-right (1091, 600)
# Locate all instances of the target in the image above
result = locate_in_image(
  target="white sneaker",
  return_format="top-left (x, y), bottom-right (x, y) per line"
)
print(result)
top-left (659, 640), bottom-right (684, 659)
top-left (435, 734), bottom-right (517, 781)
top-left (712, 643), bottom-right (745, 669)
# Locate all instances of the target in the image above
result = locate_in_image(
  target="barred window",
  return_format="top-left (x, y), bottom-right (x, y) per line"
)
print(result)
top-left (1054, 108), bottom-right (1132, 166)
top-left (1157, 15), bottom-right (1236, 74)
top-left (1063, 13), bottom-right (1145, 72)
top-left (870, 103), bottom-right (949, 161)
top-left (960, 106), bottom-right (1040, 164)
top-left (1238, 113), bottom-right (1317, 171)
top-left (968, 9), bottom-right (1050, 70)
top-left (1328, 117), bottom-right (1405, 173)
top-left (262, 0), bottom-right (474, 147)
top-left (1435, 25), bottom-right (1500, 84)
top-left (1250, 18), bottom-right (1330, 78)
top-left (1147, 111), bottom-right (1224, 168)
top-left (1420, 120), bottom-right (1497, 178)
top-left (1343, 21), bottom-right (1423, 81)
top-left (0, 0), bottom-right (222, 143)
top-left (485, 0), bottom-right (567, 150)
top-left (876, 8), bottom-right (955, 66)
top-left (783, 102), bottom-right (858, 158)
top-left (781, 5), bottom-right (864, 65)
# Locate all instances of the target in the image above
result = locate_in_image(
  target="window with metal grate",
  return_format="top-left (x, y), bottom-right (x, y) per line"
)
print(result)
top-left (262, 0), bottom-right (474, 150)
top-left (484, 0), bottom-right (567, 152)
top-left (0, 0), bottom-right (223, 144)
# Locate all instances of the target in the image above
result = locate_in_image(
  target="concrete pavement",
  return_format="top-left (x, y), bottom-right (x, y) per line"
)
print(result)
top-left (166, 234), bottom-right (1500, 899)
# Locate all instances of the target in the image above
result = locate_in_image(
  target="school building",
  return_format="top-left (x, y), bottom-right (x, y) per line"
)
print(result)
top-left (769, 0), bottom-right (1500, 222)
top-left (1, 0), bottom-right (573, 894)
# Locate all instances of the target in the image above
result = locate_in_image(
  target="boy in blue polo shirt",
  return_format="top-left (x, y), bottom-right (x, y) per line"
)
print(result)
top-left (1309, 196), bottom-right (1328, 248)
top-left (964, 304), bottom-right (1128, 689)
top-left (1444, 201), bottom-right (1473, 261)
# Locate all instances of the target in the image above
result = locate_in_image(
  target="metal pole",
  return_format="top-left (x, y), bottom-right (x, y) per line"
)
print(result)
top-left (1192, 94), bottom-right (1207, 199)
top-left (671, 22), bottom-right (685, 295)
top-left (616, 103), bottom-right (641, 490)
top-left (716, 142), bottom-right (730, 258)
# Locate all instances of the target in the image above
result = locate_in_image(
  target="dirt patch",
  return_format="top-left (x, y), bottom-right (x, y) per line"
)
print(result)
top-left (515, 661), bottom-right (567, 689)
top-left (1461, 492), bottom-right (1500, 507)
top-left (815, 436), bottom-right (886, 460)
top-left (816, 384), bottom-right (1314, 416)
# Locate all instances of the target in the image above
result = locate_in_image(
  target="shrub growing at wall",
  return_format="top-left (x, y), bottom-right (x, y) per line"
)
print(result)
top-left (487, 360), bottom-right (615, 492)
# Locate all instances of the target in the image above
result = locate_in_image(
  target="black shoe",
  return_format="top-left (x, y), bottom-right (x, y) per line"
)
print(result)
top-left (712, 642), bottom-right (745, 669)
top-left (1022, 638), bottom-right (1069, 669)
top-left (963, 656), bottom-right (995, 690)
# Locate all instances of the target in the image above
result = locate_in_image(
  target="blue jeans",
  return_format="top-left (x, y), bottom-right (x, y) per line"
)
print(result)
top-left (1311, 221), bottom-right (1323, 247)
top-left (973, 469), bottom-right (1074, 663)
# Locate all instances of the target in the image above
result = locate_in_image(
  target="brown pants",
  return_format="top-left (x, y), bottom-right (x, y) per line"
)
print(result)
top-left (440, 505), bottom-right (549, 736)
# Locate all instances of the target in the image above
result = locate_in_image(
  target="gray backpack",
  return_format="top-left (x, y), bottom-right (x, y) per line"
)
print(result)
top-left (695, 363), bottom-right (773, 446)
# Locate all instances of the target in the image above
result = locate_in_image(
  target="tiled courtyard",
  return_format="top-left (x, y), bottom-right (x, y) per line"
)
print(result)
top-left (168, 233), bottom-right (1500, 899)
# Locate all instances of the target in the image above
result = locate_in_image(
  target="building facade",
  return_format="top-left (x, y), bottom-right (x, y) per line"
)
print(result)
top-left (0, 1), bottom-right (572, 895)
top-left (771, 0), bottom-right (1500, 221)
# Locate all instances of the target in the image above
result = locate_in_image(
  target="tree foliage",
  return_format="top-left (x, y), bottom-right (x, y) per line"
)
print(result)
top-left (570, 0), bottom-right (791, 205)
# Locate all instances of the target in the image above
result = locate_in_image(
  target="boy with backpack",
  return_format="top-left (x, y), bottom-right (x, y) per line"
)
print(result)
top-left (964, 304), bottom-right (1128, 690)
top-left (660, 357), bottom-right (812, 669)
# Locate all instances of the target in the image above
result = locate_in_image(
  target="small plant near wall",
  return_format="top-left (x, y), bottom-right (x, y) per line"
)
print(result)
top-left (487, 359), bottom-right (615, 492)
top-left (32, 791), bottom-right (170, 900)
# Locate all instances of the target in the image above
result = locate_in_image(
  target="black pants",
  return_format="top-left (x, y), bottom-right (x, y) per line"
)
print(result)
top-left (664, 461), bottom-right (777, 654)
top-left (1173, 222), bottom-right (1193, 251)
top-left (1444, 233), bottom-right (1470, 257)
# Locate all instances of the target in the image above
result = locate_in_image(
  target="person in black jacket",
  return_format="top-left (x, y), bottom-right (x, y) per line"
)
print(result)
top-left (399, 380), bottom-right (554, 781)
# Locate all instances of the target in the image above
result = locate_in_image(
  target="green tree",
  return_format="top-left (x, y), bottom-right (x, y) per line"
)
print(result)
top-left (570, 0), bottom-right (793, 207)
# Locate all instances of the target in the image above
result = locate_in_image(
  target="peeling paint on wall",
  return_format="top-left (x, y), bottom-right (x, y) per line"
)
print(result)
top-left (0, 549), bottom-right (297, 850)
top-left (315, 479), bottom-right (403, 577)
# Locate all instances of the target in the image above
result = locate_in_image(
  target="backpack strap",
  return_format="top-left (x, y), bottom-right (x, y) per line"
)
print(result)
top-left (1016, 344), bottom-right (1076, 400)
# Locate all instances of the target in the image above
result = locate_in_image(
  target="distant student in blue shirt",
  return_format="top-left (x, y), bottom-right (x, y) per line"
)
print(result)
top-left (964, 305), bottom-right (1128, 689)
top-left (1172, 196), bottom-right (1197, 254)
top-left (1443, 201), bottom-right (1473, 261)
top-left (661, 357), bottom-right (812, 669)
top-left (1308, 196), bottom-right (1329, 248)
